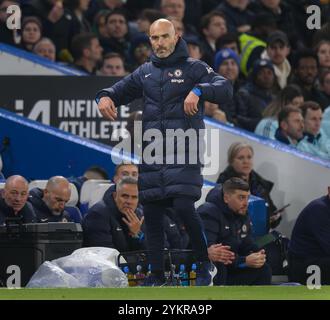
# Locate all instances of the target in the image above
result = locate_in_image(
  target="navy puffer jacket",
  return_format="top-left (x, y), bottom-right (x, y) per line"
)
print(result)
top-left (96, 38), bottom-right (233, 203)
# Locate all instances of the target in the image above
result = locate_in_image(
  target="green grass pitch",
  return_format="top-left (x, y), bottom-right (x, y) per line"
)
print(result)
top-left (0, 286), bottom-right (330, 300)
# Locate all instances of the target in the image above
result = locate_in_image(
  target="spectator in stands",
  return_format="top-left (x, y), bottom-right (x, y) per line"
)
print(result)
top-left (290, 50), bottom-right (327, 110)
top-left (249, 0), bottom-right (296, 47)
top-left (216, 0), bottom-right (254, 34)
top-left (100, 9), bottom-right (132, 65)
top-left (213, 48), bottom-right (241, 123)
top-left (0, 175), bottom-right (36, 225)
top-left (82, 177), bottom-right (146, 251)
top-left (216, 142), bottom-right (279, 229)
top-left (198, 177), bottom-right (271, 285)
top-left (275, 106), bottom-right (304, 146)
top-left (216, 32), bottom-right (240, 56)
top-left (130, 34), bottom-right (152, 69)
top-left (184, 35), bottom-right (203, 60)
top-left (20, 16), bottom-right (43, 52)
top-left (0, 0), bottom-right (20, 46)
top-left (200, 11), bottom-right (227, 67)
top-left (167, 16), bottom-right (185, 37)
top-left (92, 9), bottom-right (111, 38)
top-left (238, 13), bottom-right (277, 77)
top-left (261, 30), bottom-right (291, 91)
top-left (33, 37), bottom-right (56, 62)
top-left (29, 176), bottom-right (71, 223)
top-left (315, 40), bottom-right (330, 72)
top-left (255, 84), bottom-right (304, 139)
top-left (297, 102), bottom-right (330, 160)
top-left (21, 0), bottom-right (75, 54)
top-left (320, 70), bottom-right (330, 110)
top-left (71, 32), bottom-right (103, 74)
top-left (136, 8), bottom-right (165, 35)
top-left (0, 155), bottom-right (3, 180)
top-left (98, 52), bottom-right (128, 76)
top-left (288, 186), bottom-right (330, 285)
top-left (236, 59), bottom-right (275, 131)
top-left (159, 0), bottom-right (197, 36)
top-left (64, 0), bottom-right (92, 36)
top-left (322, 104), bottom-right (330, 139)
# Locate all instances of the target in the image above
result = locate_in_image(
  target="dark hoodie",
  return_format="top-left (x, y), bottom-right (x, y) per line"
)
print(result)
top-left (0, 197), bottom-right (36, 225)
top-left (197, 185), bottom-right (258, 269)
top-left (82, 185), bottom-right (145, 251)
top-left (28, 188), bottom-right (71, 223)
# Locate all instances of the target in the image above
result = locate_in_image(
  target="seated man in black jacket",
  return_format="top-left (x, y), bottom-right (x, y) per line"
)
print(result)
top-left (0, 175), bottom-right (36, 225)
top-left (197, 177), bottom-right (272, 285)
top-left (82, 176), bottom-right (145, 252)
top-left (29, 176), bottom-right (71, 223)
top-left (288, 186), bottom-right (330, 285)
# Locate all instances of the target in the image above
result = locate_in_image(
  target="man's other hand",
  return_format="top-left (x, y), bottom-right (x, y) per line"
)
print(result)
top-left (98, 96), bottom-right (118, 120)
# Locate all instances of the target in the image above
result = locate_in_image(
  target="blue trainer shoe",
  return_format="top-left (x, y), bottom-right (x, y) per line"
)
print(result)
top-left (196, 262), bottom-right (217, 286)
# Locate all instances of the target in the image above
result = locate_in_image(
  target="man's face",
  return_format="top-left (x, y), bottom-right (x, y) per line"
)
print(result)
top-left (267, 42), bottom-right (290, 65)
top-left (149, 21), bottom-right (178, 58)
top-left (317, 42), bottom-right (330, 68)
top-left (255, 67), bottom-right (275, 89)
top-left (224, 190), bottom-right (250, 215)
top-left (3, 180), bottom-right (28, 213)
top-left (290, 96), bottom-right (304, 108)
top-left (35, 41), bottom-right (56, 61)
top-left (22, 22), bottom-right (41, 45)
top-left (134, 43), bottom-right (152, 65)
top-left (113, 165), bottom-right (138, 184)
top-left (107, 13), bottom-right (128, 39)
top-left (114, 184), bottom-right (139, 214)
top-left (161, 0), bottom-right (185, 21)
top-left (0, 1), bottom-right (17, 23)
top-left (101, 57), bottom-right (126, 76)
top-left (321, 73), bottom-right (330, 95)
top-left (79, 0), bottom-right (90, 11)
top-left (296, 58), bottom-right (318, 86)
top-left (304, 108), bottom-right (322, 136)
top-left (282, 112), bottom-right (304, 141)
top-left (43, 186), bottom-right (71, 216)
top-left (218, 59), bottom-right (239, 82)
top-left (87, 38), bottom-right (103, 62)
top-left (204, 15), bottom-right (227, 41)
top-left (222, 42), bottom-right (240, 55)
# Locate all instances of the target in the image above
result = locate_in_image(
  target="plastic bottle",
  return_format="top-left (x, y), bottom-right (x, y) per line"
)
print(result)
top-left (189, 263), bottom-right (197, 286)
top-left (123, 266), bottom-right (135, 287)
top-left (134, 264), bottom-right (145, 286)
top-left (179, 264), bottom-right (189, 286)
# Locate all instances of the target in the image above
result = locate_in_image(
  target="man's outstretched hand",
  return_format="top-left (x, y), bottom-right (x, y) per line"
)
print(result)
top-left (98, 96), bottom-right (118, 120)
top-left (184, 91), bottom-right (200, 116)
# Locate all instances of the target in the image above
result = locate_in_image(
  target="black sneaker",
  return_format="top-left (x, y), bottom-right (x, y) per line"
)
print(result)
top-left (142, 274), bottom-right (166, 287)
top-left (196, 262), bottom-right (217, 286)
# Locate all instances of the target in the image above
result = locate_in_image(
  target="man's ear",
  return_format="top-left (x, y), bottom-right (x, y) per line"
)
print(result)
top-left (223, 192), bottom-right (230, 204)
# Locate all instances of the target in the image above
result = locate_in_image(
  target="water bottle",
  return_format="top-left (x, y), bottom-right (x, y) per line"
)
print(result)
top-left (179, 264), bottom-right (189, 286)
top-left (189, 263), bottom-right (197, 286)
top-left (134, 264), bottom-right (145, 286)
top-left (123, 266), bottom-right (135, 287)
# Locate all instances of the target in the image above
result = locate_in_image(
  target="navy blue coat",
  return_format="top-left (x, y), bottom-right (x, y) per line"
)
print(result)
top-left (0, 197), bottom-right (36, 225)
top-left (28, 188), bottom-right (71, 223)
top-left (96, 38), bottom-right (233, 203)
top-left (197, 185), bottom-right (258, 268)
top-left (289, 195), bottom-right (330, 259)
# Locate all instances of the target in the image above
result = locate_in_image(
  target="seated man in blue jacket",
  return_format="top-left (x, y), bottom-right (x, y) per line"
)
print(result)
top-left (288, 187), bottom-right (330, 285)
top-left (197, 177), bottom-right (272, 285)
top-left (82, 176), bottom-right (145, 252)
top-left (29, 176), bottom-right (71, 223)
top-left (0, 175), bottom-right (36, 225)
